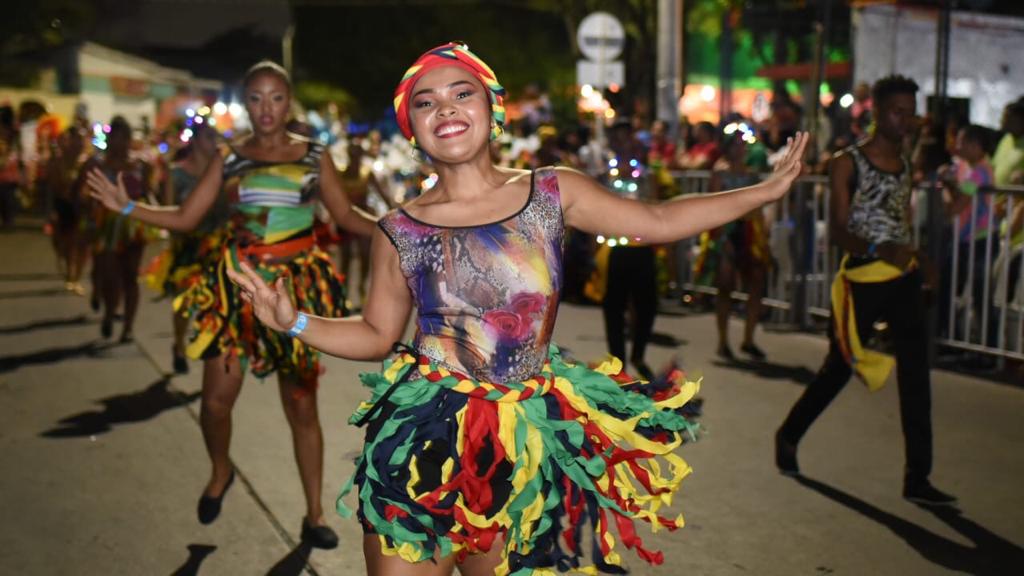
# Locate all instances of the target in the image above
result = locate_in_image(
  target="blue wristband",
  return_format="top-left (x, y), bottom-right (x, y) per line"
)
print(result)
top-left (287, 312), bottom-right (308, 338)
top-left (121, 200), bottom-right (136, 216)
top-left (867, 243), bottom-right (877, 256)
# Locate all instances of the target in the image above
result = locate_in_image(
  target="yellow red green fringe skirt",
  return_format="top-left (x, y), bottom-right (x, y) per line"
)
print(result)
top-left (144, 231), bottom-right (226, 298)
top-left (174, 241), bottom-right (346, 391)
top-left (337, 345), bottom-right (700, 575)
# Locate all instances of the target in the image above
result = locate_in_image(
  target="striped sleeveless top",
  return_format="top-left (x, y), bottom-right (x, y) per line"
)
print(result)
top-left (221, 139), bottom-right (322, 246)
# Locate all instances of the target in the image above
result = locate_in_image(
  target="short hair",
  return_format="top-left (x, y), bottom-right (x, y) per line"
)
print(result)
top-left (243, 60), bottom-right (291, 90)
top-left (872, 75), bottom-right (919, 107)
top-left (959, 124), bottom-right (987, 145)
top-left (109, 115), bottom-right (131, 135)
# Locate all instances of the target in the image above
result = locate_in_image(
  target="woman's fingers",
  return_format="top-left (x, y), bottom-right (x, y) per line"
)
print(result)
top-left (789, 133), bottom-right (805, 162)
top-left (779, 132), bottom-right (807, 174)
top-left (85, 171), bottom-right (109, 192)
top-left (225, 267), bottom-right (257, 296)
top-left (794, 132), bottom-right (808, 160)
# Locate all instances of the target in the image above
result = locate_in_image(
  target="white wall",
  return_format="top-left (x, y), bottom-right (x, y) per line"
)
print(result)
top-left (79, 91), bottom-right (156, 131)
top-left (854, 5), bottom-right (1024, 128)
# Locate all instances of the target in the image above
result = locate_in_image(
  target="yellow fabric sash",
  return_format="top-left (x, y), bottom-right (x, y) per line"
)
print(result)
top-left (830, 254), bottom-right (913, 391)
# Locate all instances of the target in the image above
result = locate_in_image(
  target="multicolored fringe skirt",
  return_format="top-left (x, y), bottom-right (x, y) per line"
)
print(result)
top-left (338, 345), bottom-right (700, 575)
top-left (693, 217), bottom-right (771, 284)
top-left (174, 239), bottom-right (346, 391)
top-left (143, 231), bottom-right (226, 299)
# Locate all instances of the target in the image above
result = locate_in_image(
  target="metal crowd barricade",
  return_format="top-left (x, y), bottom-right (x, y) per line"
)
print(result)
top-left (667, 170), bottom-right (1024, 364)
top-left (925, 183), bottom-right (1024, 363)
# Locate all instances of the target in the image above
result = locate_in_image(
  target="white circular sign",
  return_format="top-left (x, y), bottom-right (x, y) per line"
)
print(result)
top-left (577, 12), bottom-right (625, 63)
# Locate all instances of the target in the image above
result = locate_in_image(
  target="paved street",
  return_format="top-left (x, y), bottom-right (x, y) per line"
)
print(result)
top-left (1, 221), bottom-right (1022, 575)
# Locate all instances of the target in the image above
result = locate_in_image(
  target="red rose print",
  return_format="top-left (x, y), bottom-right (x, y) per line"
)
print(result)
top-left (510, 292), bottom-right (545, 318)
top-left (484, 309), bottom-right (530, 342)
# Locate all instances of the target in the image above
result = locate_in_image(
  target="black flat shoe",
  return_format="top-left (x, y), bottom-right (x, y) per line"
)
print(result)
top-left (197, 470), bottom-right (235, 525)
top-left (301, 519), bottom-right (339, 549)
top-left (172, 350), bottom-right (189, 374)
top-left (100, 318), bottom-right (113, 339)
top-left (740, 342), bottom-right (767, 361)
top-left (903, 482), bottom-right (957, 506)
top-left (717, 344), bottom-right (734, 361)
top-left (775, 429), bottom-right (800, 476)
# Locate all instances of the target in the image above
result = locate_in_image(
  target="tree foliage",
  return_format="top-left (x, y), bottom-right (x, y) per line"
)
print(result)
top-left (292, 2), bottom-right (574, 119)
top-left (0, 0), bottom-right (94, 86)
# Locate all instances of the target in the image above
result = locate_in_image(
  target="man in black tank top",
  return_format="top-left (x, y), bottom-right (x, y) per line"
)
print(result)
top-left (775, 76), bottom-right (957, 506)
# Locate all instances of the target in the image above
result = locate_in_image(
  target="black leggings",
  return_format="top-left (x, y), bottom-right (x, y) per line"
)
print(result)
top-left (602, 245), bottom-right (657, 364)
top-left (0, 183), bottom-right (17, 228)
top-left (779, 269), bottom-right (933, 486)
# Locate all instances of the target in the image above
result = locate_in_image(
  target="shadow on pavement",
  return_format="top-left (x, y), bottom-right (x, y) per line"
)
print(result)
top-left (794, 475), bottom-right (1024, 574)
top-left (712, 356), bottom-right (817, 385)
top-left (265, 543), bottom-right (312, 576)
top-left (41, 378), bottom-right (201, 438)
top-left (0, 314), bottom-right (91, 334)
top-left (0, 340), bottom-right (114, 373)
top-left (649, 331), bottom-right (688, 348)
top-left (0, 287), bottom-right (78, 300)
top-left (0, 272), bottom-right (62, 281)
top-left (170, 544), bottom-right (216, 576)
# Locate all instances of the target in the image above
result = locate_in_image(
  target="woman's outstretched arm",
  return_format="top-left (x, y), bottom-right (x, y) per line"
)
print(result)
top-left (86, 154), bottom-right (225, 233)
top-left (560, 132), bottom-right (808, 243)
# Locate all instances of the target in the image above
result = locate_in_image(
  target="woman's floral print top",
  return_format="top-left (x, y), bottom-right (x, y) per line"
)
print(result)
top-left (378, 168), bottom-right (563, 382)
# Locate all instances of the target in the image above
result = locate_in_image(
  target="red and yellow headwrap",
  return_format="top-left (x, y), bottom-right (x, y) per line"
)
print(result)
top-left (393, 42), bottom-right (506, 147)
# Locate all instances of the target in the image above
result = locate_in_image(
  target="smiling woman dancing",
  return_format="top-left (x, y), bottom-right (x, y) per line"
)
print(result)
top-left (87, 60), bottom-right (375, 549)
top-left (230, 43), bottom-right (807, 575)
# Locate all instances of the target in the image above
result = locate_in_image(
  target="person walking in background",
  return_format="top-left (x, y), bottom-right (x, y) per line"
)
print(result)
top-left (78, 116), bottom-right (153, 342)
top-left (87, 60), bottom-right (376, 549)
top-left (695, 128), bottom-right (772, 360)
top-left (776, 76), bottom-right (956, 506)
top-left (46, 127), bottom-right (89, 294)
top-left (600, 120), bottom-right (658, 381)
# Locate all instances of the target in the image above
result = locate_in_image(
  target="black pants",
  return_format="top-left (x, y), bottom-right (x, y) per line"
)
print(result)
top-left (778, 268), bottom-right (933, 486)
top-left (602, 245), bottom-right (657, 364)
top-left (0, 183), bottom-right (17, 228)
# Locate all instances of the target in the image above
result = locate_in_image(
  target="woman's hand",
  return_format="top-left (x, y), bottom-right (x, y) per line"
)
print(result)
top-left (86, 168), bottom-right (130, 212)
top-left (761, 132), bottom-right (809, 201)
top-left (226, 260), bottom-right (298, 333)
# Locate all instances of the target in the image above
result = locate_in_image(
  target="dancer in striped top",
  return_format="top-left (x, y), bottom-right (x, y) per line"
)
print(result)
top-left (87, 60), bottom-right (375, 548)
